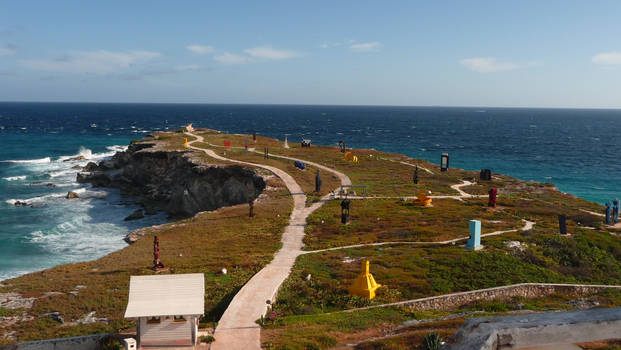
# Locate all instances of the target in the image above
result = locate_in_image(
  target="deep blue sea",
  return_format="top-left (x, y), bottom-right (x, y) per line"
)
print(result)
top-left (1, 102), bottom-right (620, 280)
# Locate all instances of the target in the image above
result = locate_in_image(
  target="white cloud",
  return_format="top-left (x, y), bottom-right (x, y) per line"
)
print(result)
top-left (0, 46), bottom-right (15, 56)
top-left (349, 41), bottom-right (382, 52)
top-left (460, 57), bottom-right (519, 73)
top-left (244, 46), bottom-right (299, 60)
top-left (20, 50), bottom-right (160, 74)
top-left (186, 45), bottom-right (214, 54)
top-left (175, 64), bottom-right (201, 71)
top-left (214, 52), bottom-right (253, 64)
top-left (592, 52), bottom-right (621, 65)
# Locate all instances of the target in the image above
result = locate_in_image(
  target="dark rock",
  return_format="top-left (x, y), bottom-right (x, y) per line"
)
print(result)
top-left (71, 165), bottom-right (83, 169)
top-left (66, 191), bottom-right (80, 199)
top-left (88, 142), bottom-right (266, 220)
top-left (40, 312), bottom-right (64, 323)
top-left (76, 172), bottom-right (111, 187)
top-left (99, 160), bottom-right (117, 170)
top-left (82, 162), bottom-right (99, 172)
top-left (144, 205), bottom-right (157, 216)
top-left (124, 209), bottom-right (144, 221)
top-left (14, 201), bottom-right (28, 206)
top-left (45, 183), bottom-right (56, 188)
top-left (63, 155), bottom-right (86, 162)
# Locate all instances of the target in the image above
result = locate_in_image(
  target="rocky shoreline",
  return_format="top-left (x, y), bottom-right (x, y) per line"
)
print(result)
top-left (76, 140), bottom-right (266, 241)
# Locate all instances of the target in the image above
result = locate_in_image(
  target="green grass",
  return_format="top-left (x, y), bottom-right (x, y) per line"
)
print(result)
top-left (275, 228), bottom-right (621, 316)
top-left (303, 197), bottom-right (523, 250)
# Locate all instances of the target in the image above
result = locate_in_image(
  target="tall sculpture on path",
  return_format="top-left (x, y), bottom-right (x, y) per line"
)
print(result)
top-left (152, 236), bottom-right (167, 271)
top-left (614, 198), bottom-right (620, 224)
top-left (413, 166), bottom-right (419, 184)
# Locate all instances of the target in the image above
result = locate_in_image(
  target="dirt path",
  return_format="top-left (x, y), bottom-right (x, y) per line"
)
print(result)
top-left (340, 180), bottom-right (487, 201)
top-left (185, 132), bottom-right (350, 350)
top-left (302, 219), bottom-right (535, 254)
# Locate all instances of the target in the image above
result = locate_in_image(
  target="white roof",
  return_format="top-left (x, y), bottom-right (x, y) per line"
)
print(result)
top-left (124, 273), bottom-right (205, 318)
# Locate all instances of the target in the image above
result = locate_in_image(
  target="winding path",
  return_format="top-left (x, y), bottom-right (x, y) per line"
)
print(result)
top-left (185, 132), bottom-right (350, 350)
top-left (302, 219), bottom-right (535, 254)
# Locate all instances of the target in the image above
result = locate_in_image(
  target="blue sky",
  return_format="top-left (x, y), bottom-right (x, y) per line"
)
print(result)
top-left (1, 1), bottom-right (620, 107)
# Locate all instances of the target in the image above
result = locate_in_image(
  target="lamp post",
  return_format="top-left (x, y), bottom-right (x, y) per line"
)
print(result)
top-left (441, 153), bottom-right (449, 172)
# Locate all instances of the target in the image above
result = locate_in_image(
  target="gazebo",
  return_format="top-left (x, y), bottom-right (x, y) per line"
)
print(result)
top-left (124, 273), bottom-right (205, 348)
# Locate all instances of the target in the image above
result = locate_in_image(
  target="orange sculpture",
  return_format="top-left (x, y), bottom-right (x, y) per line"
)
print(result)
top-left (413, 191), bottom-right (433, 207)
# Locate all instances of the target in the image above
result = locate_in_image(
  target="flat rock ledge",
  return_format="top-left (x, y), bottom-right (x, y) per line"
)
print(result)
top-left (445, 307), bottom-right (621, 350)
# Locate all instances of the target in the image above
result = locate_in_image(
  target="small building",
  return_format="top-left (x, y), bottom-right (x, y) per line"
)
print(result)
top-left (301, 139), bottom-right (312, 147)
top-left (124, 273), bottom-right (205, 348)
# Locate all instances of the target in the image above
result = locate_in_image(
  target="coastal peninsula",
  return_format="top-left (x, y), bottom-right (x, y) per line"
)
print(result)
top-left (1, 128), bottom-right (620, 349)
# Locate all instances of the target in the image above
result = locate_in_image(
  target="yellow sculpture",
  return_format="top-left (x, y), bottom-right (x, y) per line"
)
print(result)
top-left (344, 152), bottom-right (359, 163)
top-left (348, 260), bottom-right (381, 299)
top-left (413, 191), bottom-right (433, 207)
top-left (184, 138), bottom-right (189, 148)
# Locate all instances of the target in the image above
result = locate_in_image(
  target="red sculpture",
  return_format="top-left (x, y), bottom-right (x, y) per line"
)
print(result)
top-left (152, 236), bottom-right (168, 271)
top-left (488, 188), bottom-right (497, 207)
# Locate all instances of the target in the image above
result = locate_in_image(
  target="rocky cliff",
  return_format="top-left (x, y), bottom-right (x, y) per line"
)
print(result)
top-left (77, 141), bottom-right (266, 219)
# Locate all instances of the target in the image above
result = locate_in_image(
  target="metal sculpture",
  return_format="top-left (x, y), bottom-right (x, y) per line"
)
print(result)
top-left (488, 188), bottom-right (497, 207)
top-left (152, 236), bottom-right (167, 271)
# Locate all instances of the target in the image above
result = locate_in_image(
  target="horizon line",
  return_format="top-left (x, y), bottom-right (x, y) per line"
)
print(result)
top-left (1, 100), bottom-right (621, 111)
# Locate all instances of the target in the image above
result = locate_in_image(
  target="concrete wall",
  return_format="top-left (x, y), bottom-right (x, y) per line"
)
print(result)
top-left (0, 334), bottom-right (111, 350)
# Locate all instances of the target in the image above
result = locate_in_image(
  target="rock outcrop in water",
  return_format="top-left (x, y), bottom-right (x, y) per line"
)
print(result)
top-left (77, 141), bottom-right (266, 219)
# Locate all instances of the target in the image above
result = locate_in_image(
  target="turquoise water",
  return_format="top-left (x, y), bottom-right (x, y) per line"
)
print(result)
top-left (1, 102), bottom-right (620, 280)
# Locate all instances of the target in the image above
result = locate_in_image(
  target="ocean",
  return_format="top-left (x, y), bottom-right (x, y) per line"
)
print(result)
top-left (1, 102), bottom-right (620, 281)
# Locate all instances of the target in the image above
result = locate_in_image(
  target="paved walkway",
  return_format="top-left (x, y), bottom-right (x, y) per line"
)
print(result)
top-left (185, 132), bottom-right (350, 350)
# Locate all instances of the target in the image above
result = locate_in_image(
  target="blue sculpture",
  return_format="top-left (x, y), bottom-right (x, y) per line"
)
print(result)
top-left (466, 220), bottom-right (482, 250)
top-left (606, 202), bottom-right (612, 225)
top-left (294, 160), bottom-right (306, 170)
top-left (614, 198), bottom-right (620, 224)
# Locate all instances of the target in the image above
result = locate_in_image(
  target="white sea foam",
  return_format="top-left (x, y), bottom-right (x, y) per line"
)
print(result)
top-left (49, 169), bottom-right (76, 178)
top-left (55, 145), bottom-right (125, 164)
top-left (1, 157), bottom-right (51, 164)
top-left (106, 145), bottom-right (127, 152)
top-left (6, 192), bottom-right (67, 205)
top-left (2, 175), bottom-right (27, 181)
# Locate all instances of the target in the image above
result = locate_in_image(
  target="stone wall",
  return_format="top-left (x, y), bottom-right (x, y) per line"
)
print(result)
top-left (355, 283), bottom-right (621, 312)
